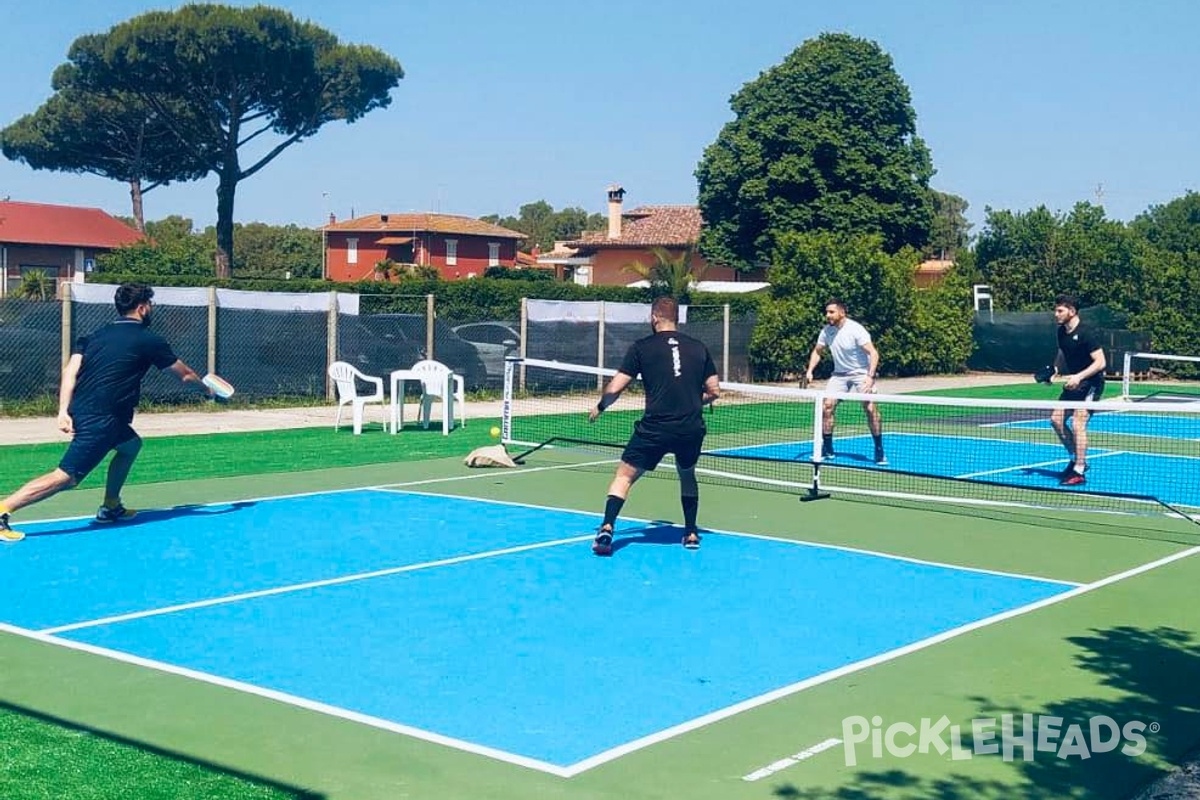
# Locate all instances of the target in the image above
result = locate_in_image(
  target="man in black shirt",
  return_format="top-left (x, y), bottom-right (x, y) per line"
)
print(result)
top-left (0, 284), bottom-right (211, 541)
top-left (588, 296), bottom-right (721, 555)
top-left (1049, 294), bottom-right (1107, 486)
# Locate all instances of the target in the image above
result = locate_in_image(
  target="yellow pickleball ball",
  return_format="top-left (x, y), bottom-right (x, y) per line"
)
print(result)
top-left (490, 426), bottom-right (501, 438)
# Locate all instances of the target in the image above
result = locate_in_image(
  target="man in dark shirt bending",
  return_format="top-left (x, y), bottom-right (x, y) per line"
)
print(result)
top-left (588, 296), bottom-right (721, 555)
top-left (1049, 293), bottom-right (1107, 486)
top-left (0, 283), bottom-right (211, 541)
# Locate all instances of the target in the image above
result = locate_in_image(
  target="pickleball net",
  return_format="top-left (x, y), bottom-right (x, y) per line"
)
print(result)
top-left (1121, 351), bottom-right (1200, 403)
top-left (502, 357), bottom-right (1200, 525)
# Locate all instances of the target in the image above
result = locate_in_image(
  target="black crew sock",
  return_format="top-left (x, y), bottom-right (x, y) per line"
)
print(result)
top-left (872, 434), bottom-right (883, 450)
top-left (823, 433), bottom-right (834, 451)
top-left (681, 495), bottom-right (699, 531)
top-left (602, 494), bottom-right (625, 529)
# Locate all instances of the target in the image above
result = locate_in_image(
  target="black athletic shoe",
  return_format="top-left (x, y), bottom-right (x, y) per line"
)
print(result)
top-left (874, 448), bottom-right (888, 466)
top-left (683, 529), bottom-right (701, 550)
top-left (1059, 460), bottom-right (1076, 478)
top-left (592, 525), bottom-right (614, 556)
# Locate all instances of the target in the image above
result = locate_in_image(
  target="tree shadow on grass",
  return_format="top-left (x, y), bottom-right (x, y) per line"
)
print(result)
top-left (0, 700), bottom-right (324, 799)
top-left (769, 626), bottom-right (1200, 799)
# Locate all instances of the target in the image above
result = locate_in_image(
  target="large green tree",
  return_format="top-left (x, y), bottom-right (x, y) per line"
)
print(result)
top-left (975, 202), bottom-right (1142, 313)
top-left (1130, 191), bottom-right (1200, 255)
top-left (696, 33), bottom-right (934, 270)
top-left (751, 231), bottom-right (971, 378)
top-left (58, 4), bottom-right (403, 277)
top-left (1, 87), bottom-right (209, 232)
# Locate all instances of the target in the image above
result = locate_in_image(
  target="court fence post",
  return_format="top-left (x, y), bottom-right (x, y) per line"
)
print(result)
top-left (722, 303), bottom-right (731, 381)
top-left (326, 291), bottom-right (338, 401)
top-left (597, 301), bottom-right (606, 391)
top-left (426, 293), bottom-right (435, 362)
top-left (207, 286), bottom-right (217, 377)
top-left (519, 297), bottom-right (528, 392)
top-left (60, 281), bottom-right (72, 372)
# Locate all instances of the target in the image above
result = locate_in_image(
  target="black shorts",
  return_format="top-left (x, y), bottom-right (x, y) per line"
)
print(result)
top-left (59, 415), bottom-right (139, 482)
top-left (621, 424), bottom-right (705, 472)
top-left (1058, 377), bottom-right (1105, 406)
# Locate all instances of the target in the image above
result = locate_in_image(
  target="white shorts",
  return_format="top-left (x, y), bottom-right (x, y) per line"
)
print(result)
top-left (827, 374), bottom-right (873, 395)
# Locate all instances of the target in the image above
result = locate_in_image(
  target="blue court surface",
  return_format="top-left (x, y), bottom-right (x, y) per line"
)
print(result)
top-left (716, 432), bottom-right (1200, 510)
top-left (998, 411), bottom-right (1200, 440)
top-left (0, 490), bottom-right (1073, 771)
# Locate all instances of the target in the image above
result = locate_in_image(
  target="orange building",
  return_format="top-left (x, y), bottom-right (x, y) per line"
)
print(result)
top-left (322, 213), bottom-right (526, 282)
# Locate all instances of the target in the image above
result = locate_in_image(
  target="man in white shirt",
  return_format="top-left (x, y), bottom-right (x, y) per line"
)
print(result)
top-left (804, 299), bottom-right (886, 465)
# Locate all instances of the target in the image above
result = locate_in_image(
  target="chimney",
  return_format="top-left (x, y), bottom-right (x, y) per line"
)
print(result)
top-left (380, 214), bottom-right (389, 224)
top-left (607, 184), bottom-right (625, 240)
top-left (328, 213), bottom-right (336, 225)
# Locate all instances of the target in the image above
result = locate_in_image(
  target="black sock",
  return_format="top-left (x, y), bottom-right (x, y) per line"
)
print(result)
top-left (873, 434), bottom-right (883, 450)
top-left (681, 495), bottom-right (699, 530)
top-left (602, 494), bottom-right (625, 528)
top-left (823, 433), bottom-right (834, 450)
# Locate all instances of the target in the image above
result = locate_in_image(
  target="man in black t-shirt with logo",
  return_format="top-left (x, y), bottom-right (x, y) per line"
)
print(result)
top-left (0, 284), bottom-right (211, 542)
top-left (588, 296), bottom-right (721, 555)
top-left (1048, 294), bottom-right (1107, 486)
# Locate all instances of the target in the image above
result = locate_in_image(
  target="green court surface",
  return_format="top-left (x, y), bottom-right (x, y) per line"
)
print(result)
top-left (2, 405), bottom-right (1199, 799)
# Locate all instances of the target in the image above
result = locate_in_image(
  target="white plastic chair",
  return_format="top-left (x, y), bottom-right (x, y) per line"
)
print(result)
top-left (409, 359), bottom-right (466, 434)
top-left (328, 361), bottom-right (386, 435)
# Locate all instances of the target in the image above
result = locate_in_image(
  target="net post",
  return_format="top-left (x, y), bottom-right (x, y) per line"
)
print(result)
top-left (1122, 350), bottom-right (1132, 400)
top-left (800, 392), bottom-right (830, 501)
top-left (501, 355), bottom-right (517, 444)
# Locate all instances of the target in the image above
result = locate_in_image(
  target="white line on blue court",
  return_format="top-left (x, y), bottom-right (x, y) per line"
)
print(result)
top-left (556, 542), bottom-right (1200, 776)
top-left (9, 472), bottom-right (1200, 777)
top-left (953, 449), bottom-right (1125, 480)
top-left (387, 488), bottom-right (1081, 587)
top-left (6, 457), bottom-right (620, 530)
top-left (37, 532), bottom-right (594, 635)
top-left (0, 621), bottom-right (574, 777)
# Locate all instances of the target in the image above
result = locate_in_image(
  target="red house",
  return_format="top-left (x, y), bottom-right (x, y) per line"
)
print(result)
top-left (322, 212), bottom-right (526, 282)
top-left (0, 200), bottom-right (143, 297)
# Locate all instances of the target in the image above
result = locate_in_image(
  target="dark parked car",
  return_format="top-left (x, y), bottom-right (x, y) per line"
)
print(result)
top-left (453, 321), bottom-right (520, 384)
top-left (0, 326), bottom-right (61, 399)
top-left (343, 314), bottom-right (488, 389)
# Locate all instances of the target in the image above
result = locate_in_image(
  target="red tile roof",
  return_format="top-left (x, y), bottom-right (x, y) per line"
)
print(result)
top-left (324, 213), bottom-right (525, 239)
top-left (568, 205), bottom-right (701, 250)
top-left (0, 200), bottom-right (143, 249)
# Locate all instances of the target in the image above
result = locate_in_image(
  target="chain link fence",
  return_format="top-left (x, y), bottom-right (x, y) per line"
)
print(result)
top-left (0, 286), bottom-right (755, 410)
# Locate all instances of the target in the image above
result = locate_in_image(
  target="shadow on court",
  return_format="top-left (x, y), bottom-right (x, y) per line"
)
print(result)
top-left (770, 625), bottom-right (1200, 799)
top-left (0, 700), bottom-right (324, 799)
top-left (24, 500), bottom-right (257, 538)
top-left (610, 521), bottom-right (689, 554)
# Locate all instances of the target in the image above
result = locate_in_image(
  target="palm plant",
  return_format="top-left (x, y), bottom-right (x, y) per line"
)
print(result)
top-left (16, 269), bottom-right (53, 300)
top-left (621, 246), bottom-right (707, 298)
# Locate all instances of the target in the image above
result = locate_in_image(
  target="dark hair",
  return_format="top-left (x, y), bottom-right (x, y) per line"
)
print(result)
top-left (651, 295), bottom-right (679, 323)
top-left (824, 298), bottom-right (847, 313)
top-left (1054, 293), bottom-right (1079, 312)
top-left (114, 283), bottom-right (154, 316)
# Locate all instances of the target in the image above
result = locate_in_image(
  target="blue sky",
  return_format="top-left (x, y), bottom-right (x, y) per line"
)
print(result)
top-left (2, 0), bottom-right (1197, 235)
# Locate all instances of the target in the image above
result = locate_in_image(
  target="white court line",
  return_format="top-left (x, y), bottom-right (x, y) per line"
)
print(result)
top-left (557, 542), bottom-right (1200, 776)
top-left (954, 450), bottom-right (1126, 480)
top-left (7, 454), bottom-right (1187, 777)
top-left (382, 488), bottom-right (1079, 588)
top-left (5, 457), bottom-right (621, 530)
top-left (0, 621), bottom-right (573, 778)
top-left (39, 533), bottom-right (593, 635)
